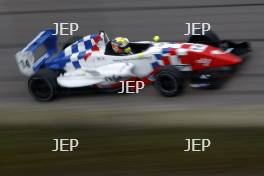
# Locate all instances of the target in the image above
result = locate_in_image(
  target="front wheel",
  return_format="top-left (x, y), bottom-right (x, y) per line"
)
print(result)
top-left (154, 66), bottom-right (185, 97)
top-left (188, 30), bottom-right (221, 47)
top-left (28, 69), bottom-right (60, 101)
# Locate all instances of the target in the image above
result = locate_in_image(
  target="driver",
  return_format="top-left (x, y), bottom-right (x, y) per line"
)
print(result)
top-left (111, 37), bottom-right (133, 55)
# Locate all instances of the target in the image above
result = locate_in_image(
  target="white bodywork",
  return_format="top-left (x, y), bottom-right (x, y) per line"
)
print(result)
top-left (15, 31), bottom-right (192, 88)
top-left (57, 62), bottom-right (135, 88)
top-left (15, 51), bottom-right (35, 76)
top-left (57, 40), bottom-right (190, 88)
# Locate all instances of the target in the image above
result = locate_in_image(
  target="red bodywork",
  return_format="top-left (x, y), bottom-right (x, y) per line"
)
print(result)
top-left (179, 43), bottom-right (242, 71)
top-left (105, 43), bottom-right (243, 89)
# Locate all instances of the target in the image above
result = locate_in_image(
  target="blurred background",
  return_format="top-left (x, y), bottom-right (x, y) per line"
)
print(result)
top-left (0, 0), bottom-right (264, 175)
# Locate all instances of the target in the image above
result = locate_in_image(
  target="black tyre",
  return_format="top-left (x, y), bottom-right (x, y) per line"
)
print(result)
top-left (154, 66), bottom-right (185, 97)
top-left (188, 30), bottom-right (221, 47)
top-left (62, 36), bottom-right (82, 50)
top-left (28, 69), bottom-right (60, 101)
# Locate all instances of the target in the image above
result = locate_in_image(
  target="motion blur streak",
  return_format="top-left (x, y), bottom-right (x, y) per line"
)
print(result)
top-left (0, 0), bottom-right (264, 175)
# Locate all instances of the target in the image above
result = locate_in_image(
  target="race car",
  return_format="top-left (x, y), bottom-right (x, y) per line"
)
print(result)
top-left (15, 29), bottom-right (250, 101)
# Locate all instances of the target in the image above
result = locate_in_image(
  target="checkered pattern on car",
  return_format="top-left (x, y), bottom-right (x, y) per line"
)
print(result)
top-left (63, 33), bottom-right (102, 69)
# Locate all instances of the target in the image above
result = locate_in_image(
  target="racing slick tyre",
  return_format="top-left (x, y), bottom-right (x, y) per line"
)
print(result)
top-left (28, 69), bottom-right (60, 101)
top-left (188, 30), bottom-right (221, 47)
top-left (62, 36), bottom-right (82, 49)
top-left (154, 66), bottom-right (185, 97)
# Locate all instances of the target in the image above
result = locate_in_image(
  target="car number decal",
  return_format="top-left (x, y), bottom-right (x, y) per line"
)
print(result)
top-left (190, 44), bottom-right (207, 52)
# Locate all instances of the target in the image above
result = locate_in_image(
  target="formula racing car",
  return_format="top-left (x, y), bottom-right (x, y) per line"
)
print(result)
top-left (15, 29), bottom-right (250, 101)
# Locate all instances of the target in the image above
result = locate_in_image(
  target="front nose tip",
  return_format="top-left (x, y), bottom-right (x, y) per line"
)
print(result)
top-left (225, 53), bottom-right (242, 65)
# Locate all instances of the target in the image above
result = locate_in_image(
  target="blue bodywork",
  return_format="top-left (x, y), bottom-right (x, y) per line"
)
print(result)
top-left (20, 29), bottom-right (97, 73)
top-left (20, 29), bottom-right (58, 72)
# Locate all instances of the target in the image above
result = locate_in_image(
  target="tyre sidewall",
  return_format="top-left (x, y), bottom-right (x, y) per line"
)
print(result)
top-left (28, 69), bottom-right (59, 101)
top-left (154, 67), bottom-right (185, 97)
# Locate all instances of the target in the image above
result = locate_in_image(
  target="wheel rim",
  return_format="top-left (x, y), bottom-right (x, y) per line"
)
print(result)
top-left (158, 74), bottom-right (178, 93)
top-left (29, 77), bottom-right (53, 100)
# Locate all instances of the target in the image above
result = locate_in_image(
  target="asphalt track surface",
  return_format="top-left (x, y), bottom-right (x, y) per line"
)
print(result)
top-left (0, 0), bottom-right (264, 126)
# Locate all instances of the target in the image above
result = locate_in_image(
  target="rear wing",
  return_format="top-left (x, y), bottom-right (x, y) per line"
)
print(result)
top-left (15, 29), bottom-right (57, 76)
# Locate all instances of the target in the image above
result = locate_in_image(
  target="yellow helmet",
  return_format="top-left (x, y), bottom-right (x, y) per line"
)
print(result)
top-left (111, 37), bottom-right (131, 54)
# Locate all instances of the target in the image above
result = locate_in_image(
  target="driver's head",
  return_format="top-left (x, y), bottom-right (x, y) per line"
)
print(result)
top-left (111, 37), bottom-right (132, 54)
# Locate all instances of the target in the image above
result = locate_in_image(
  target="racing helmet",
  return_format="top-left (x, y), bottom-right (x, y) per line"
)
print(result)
top-left (111, 37), bottom-right (132, 54)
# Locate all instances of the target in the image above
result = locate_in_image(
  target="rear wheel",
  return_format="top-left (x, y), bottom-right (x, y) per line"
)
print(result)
top-left (154, 66), bottom-right (185, 97)
top-left (28, 69), bottom-right (60, 101)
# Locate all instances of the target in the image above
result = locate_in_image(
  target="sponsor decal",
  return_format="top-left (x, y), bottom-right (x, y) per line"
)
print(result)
top-left (196, 58), bottom-right (212, 67)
